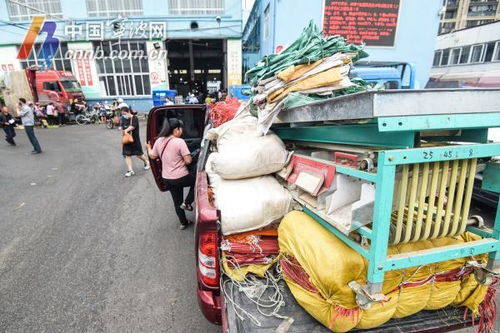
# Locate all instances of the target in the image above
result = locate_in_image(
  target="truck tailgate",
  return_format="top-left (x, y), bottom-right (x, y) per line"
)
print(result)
top-left (224, 278), bottom-right (473, 333)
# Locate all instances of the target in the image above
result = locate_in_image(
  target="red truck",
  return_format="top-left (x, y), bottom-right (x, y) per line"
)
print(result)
top-left (0, 69), bottom-right (85, 112)
top-left (146, 104), bottom-right (478, 333)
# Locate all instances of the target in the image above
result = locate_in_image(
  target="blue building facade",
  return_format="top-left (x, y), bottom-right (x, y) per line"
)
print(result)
top-left (243, 0), bottom-right (442, 88)
top-left (0, 0), bottom-right (243, 111)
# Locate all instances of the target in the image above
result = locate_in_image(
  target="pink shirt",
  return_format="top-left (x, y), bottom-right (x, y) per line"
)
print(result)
top-left (152, 136), bottom-right (190, 180)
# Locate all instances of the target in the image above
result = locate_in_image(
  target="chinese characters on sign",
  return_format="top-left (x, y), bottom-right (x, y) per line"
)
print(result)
top-left (227, 39), bottom-right (242, 86)
top-left (323, 0), bottom-right (400, 47)
top-left (63, 19), bottom-right (167, 41)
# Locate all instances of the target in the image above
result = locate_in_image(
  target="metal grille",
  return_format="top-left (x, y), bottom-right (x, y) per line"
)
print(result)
top-left (18, 42), bottom-right (72, 72)
top-left (168, 0), bottom-right (225, 15)
top-left (6, 0), bottom-right (63, 21)
top-left (86, 0), bottom-right (143, 17)
top-left (389, 159), bottom-right (478, 245)
top-left (93, 41), bottom-right (151, 97)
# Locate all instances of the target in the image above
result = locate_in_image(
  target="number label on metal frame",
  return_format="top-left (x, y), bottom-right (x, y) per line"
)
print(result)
top-left (422, 148), bottom-right (475, 161)
top-left (422, 151), bottom-right (434, 160)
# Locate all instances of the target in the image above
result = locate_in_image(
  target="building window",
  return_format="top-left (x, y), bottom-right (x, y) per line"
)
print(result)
top-left (86, 0), bottom-right (143, 17)
top-left (6, 0), bottom-right (62, 21)
top-left (444, 10), bottom-right (456, 19)
top-left (168, 0), bottom-right (224, 15)
top-left (18, 42), bottom-right (72, 71)
top-left (493, 41), bottom-right (500, 61)
top-left (468, 4), bottom-right (497, 16)
top-left (93, 41), bottom-right (151, 97)
top-left (466, 19), bottom-right (494, 27)
top-left (470, 44), bottom-right (484, 63)
top-left (264, 5), bottom-right (270, 40)
top-left (483, 42), bottom-right (496, 62)
top-left (460, 45), bottom-right (471, 64)
top-left (450, 48), bottom-right (461, 65)
top-left (441, 49), bottom-right (450, 66)
top-left (439, 22), bottom-right (455, 34)
top-left (433, 50), bottom-right (442, 67)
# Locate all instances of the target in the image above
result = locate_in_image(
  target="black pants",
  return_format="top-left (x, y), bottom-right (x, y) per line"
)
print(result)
top-left (3, 126), bottom-right (16, 145)
top-left (58, 113), bottom-right (66, 125)
top-left (48, 115), bottom-right (57, 125)
top-left (24, 126), bottom-right (42, 152)
top-left (164, 173), bottom-right (195, 225)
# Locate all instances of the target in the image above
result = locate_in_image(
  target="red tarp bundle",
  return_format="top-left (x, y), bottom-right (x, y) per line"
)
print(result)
top-left (209, 97), bottom-right (241, 128)
top-left (222, 227), bottom-right (279, 269)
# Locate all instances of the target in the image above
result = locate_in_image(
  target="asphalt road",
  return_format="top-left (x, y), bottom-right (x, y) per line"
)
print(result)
top-left (0, 123), bottom-right (220, 333)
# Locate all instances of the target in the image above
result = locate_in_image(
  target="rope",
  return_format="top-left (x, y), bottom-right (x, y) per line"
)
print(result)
top-left (221, 264), bottom-right (288, 325)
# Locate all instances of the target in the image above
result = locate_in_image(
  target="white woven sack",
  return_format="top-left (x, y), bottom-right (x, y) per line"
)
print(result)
top-left (215, 175), bottom-right (293, 235)
top-left (211, 133), bottom-right (288, 179)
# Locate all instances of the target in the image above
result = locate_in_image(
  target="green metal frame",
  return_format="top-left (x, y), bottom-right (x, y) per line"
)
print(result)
top-left (377, 113), bottom-right (500, 132)
top-left (277, 113), bottom-right (500, 292)
top-left (304, 142), bottom-right (500, 289)
top-left (273, 124), bottom-right (415, 149)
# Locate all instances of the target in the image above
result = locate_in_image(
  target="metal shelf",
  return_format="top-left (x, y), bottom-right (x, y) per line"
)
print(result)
top-left (274, 89), bottom-right (500, 125)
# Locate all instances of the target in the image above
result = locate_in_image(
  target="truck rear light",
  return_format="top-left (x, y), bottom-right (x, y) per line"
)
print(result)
top-left (198, 231), bottom-right (219, 287)
top-left (199, 249), bottom-right (216, 268)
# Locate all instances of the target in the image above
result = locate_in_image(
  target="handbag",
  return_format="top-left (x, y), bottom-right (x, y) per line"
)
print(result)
top-left (122, 132), bottom-right (134, 144)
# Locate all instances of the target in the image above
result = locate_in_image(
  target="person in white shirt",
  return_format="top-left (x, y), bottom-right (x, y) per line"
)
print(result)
top-left (164, 97), bottom-right (174, 105)
top-left (45, 102), bottom-right (56, 126)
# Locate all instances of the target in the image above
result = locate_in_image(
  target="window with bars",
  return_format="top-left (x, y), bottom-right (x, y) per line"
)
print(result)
top-left (168, 0), bottom-right (224, 15)
top-left (86, 0), bottom-right (143, 17)
top-left (18, 43), bottom-right (72, 71)
top-left (93, 41), bottom-right (151, 97)
top-left (6, 0), bottom-right (62, 21)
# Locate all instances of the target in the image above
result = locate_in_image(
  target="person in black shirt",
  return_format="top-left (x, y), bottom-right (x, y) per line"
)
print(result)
top-left (0, 105), bottom-right (16, 146)
top-left (121, 106), bottom-right (150, 177)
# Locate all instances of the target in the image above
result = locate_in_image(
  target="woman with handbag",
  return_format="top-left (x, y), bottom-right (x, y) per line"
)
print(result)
top-left (145, 118), bottom-right (195, 230)
top-left (121, 106), bottom-right (150, 177)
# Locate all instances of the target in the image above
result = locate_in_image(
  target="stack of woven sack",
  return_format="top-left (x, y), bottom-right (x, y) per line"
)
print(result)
top-left (245, 21), bottom-right (370, 135)
top-left (205, 112), bottom-right (293, 280)
top-left (278, 210), bottom-right (496, 332)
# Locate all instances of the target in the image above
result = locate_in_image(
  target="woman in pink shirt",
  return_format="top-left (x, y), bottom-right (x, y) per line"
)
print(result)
top-left (146, 118), bottom-right (195, 230)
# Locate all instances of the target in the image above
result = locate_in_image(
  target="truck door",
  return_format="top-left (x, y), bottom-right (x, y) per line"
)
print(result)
top-left (40, 81), bottom-right (63, 105)
top-left (146, 104), bottom-right (207, 192)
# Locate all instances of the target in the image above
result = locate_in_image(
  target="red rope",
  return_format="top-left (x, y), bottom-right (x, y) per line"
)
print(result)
top-left (475, 277), bottom-right (499, 333)
top-left (209, 97), bottom-right (240, 127)
top-left (280, 256), bottom-right (320, 295)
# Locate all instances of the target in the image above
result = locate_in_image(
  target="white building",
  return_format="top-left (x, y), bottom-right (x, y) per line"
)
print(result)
top-left (430, 21), bottom-right (500, 87)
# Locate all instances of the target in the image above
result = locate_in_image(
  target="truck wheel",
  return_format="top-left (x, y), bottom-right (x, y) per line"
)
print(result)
top-left (75, 115), bottom-right (87, 125)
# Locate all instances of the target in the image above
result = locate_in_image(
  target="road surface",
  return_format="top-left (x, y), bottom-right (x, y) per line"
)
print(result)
top-left (0, 123), bottom-right (219, 333)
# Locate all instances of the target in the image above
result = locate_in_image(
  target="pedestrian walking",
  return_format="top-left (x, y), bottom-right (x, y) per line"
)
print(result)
top-left (121, 106), bottom-right (150, 177)
top-left (17, 98), bottom-right (42, 154)
top-left (57, 101), bottom-right (66, 126)
top-left (34, 103), bottom-right (48, 128)
top-left (0, 105), bottom-right (16, 146)
top-left (145, 118), bottom-right (195, 230)
top-left (46, 102), bottom-right (57, 126)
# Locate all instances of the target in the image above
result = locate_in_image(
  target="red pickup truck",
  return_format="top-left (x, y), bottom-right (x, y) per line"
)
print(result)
top-left (146, 105), bottom-right (476, 333)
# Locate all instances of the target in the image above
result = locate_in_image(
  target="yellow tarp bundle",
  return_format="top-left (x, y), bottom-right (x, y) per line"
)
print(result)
top-left (278, 211), bottom-right (488, 332)
top-left (222, 253), bottom-right (278, 282)
top-left (268, 66), bottom-right (345, 103)
top-left (277, 59), bottom-right (324, 83)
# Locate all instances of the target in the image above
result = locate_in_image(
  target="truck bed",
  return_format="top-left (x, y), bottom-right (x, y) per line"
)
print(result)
top-left (224, 278), bottom-right (474, 333)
